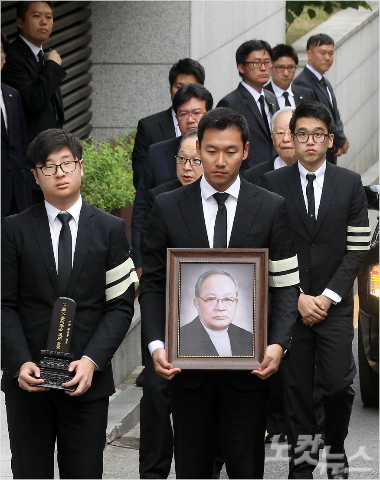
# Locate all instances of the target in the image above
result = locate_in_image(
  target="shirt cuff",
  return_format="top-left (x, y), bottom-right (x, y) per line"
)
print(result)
top-left (82, 355), bottom-right (98, 370)
top-left (148, 340), bottom-right (165, 355)
top-left (322, 288), bottom-right (342, 305)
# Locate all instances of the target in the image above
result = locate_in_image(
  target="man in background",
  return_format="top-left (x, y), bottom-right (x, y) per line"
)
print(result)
top-left (1, 33), bottom-right (31, 219)
top-left (2, 1), bottom-right (66, 203)
top-left (293, 33), bottom-right (349, 164)
top-left (217, 39), bottom-right (279, 168)
top-left (132, 58), bottom-right (205, 189)
top-left (264, 43), bottom-right (316, 108)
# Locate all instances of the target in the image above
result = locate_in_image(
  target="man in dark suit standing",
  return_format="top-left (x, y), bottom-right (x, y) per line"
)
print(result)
top-left (263, 102), bottom-right (370, 479)
top-left (216, 40), bottom-right (279, 168)
top-left (1, 33), bottom-right (31, 219)
top-left (2, 129), bottom-right (137, 479)
top-left (293, 34), bottom-right (349, 165)
top-left (244, 107), bottom-right (297, 187)
top-left (2, 1), bottom-right (66, 203)
top-left (132, 58), bottom-right (205, 189)
top-left (264, 44), bottom-right (316, 108)
top-left (140, 107), bottom-right (299, 478)
top-left (132, 83), bottom-right (213, 276)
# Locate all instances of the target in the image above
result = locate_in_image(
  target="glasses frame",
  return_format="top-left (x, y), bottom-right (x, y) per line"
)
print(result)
top-left (177, 111), bottom-right (206, 121)
top-left (244, 60), bottom-right (271, 68)
top-left (293, 132), bottom-right (330, 144)
top-left (272, 65), bottom-right (297, 73)
top-left (175, 155), bottom-right (202, 167)
top-left (198, 296), bottom-right (238, 307)
top-left (36, 160), bottom-right (80, 176)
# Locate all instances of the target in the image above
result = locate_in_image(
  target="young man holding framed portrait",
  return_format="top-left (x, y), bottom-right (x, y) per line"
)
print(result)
top-left (140, 107), bottom-right (300, 478)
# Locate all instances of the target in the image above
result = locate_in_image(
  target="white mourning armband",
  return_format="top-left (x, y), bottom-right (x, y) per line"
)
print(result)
top-left (346, 226), bottom-right (371, 251)
top-left (105, 257), bottom-right (139, 301)
top-left (269, 255), bottom-right (300, 287)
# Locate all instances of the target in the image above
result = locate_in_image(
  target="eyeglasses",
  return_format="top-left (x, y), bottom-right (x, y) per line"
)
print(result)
top-left (198, 297), bottom-right (238, 307)
top-left (177, 110), bottom-right (206, 121)
top-left (293, 132), bottom-right (330, 143)
top-left (244, 60), bottom-right (271, 68)
top-left (272, 65), bottom-right (297, 73)
top-left (36, 160), bottom-right (80, 176)
top-left (175, 156), bottom-right (202, 167)
top-left (272, 130), bottom-right (292, 138)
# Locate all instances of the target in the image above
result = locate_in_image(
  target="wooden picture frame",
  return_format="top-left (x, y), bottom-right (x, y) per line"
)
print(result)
top-left (165, 248), bottom-right (268, 370)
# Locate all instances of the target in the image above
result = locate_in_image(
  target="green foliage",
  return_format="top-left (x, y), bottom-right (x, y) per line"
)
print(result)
top-left (81, 133), bottom-right (136, 212)
top-left (286, 1), bottom-right (371, 30)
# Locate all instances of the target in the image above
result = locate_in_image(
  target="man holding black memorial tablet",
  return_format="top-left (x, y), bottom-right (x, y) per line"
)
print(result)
top-left (1, 129), bottom-right (137, 479)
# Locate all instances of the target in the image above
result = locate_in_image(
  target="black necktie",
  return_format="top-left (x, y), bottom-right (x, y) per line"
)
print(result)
top-left (213, 193), bottom-right (229, 248)
top-left (306, 174), bottom-right (316, 226)
top-left (57, 213), bottom-right (72, 296)
top-left (37, 50), bottom-right (45, 70)
top-left (258, 95), bottom-right (271, 138)
top-left (319, 78), bottom-right (332, 105)
top-left (282, 91), bottom-right (291, 107)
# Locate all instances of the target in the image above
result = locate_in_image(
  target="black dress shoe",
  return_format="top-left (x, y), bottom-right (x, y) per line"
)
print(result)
top-left (265, 433), bottom-right (274, 444)
top-left (327, 467), bottom-right (349, 479)
top-left (319, 437), bottom-right (325, 449)
top-left (135, 368), bottom-right (145, 387)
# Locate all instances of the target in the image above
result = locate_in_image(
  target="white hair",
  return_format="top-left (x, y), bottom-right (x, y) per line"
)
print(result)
top-left (271, 106), bottom-right (295, 133)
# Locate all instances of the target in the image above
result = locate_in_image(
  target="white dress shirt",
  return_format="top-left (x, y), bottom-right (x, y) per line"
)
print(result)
top-left (274, 156), bottom-right (288, 170)
top-left (201, 322), bottom-right (232, 356)
top-left (270, 81), bottom-right (296, 108)
top-left (171, 108), bottom-right (181, 137)
top-left (306, 64), bottom-right (333, 105)
top-left (45, 196), bottom-right (98, 367)
top-left (148, 175), bottom-right (241, 354)
top-left (19, 34), bottom-right (43, 62)
top-left (298, 161), bottom-right (341, 304)
top-left (241, 81), bottom-right (272, 128)
top-left (0, 87), bottom-right (8, 131)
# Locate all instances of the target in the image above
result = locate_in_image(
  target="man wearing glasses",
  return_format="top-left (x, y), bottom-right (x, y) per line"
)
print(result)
top-left (217, 39), bottom-right (279, 167)
top-left (264, 101), bottom-right (370, 479)
top-left (180, 270), bottom-right (253, 356)
top-left (264, 44), bottom-right (316, 108)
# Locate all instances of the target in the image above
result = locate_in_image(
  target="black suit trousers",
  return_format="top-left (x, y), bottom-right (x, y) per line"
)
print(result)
top-left (5, 389), bottom-right (108, 479)
top-left (139, 353), bottom-right (173, 479)
top-left (281, 314), bottom-right (356, 478)
top-left (169, 372), bottom-right (270, 479)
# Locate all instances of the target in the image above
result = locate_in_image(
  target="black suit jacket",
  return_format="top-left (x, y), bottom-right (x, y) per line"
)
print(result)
top-left (132, 136), bottom-right (182, 268)
top-left (139, 177), bottom-right (299, 389)
top-left (293, 67), bottom-right (346, 150)
top-left (243, 158), bottom-right (275, 188)
top-left (217, 83), bottom-right (279, 167)
top-left (1, 201), bottom-right (136, 401)
top-left (264, 81), bottom-right (316, 106)
top-left (180, 317), bottom-right (253, 356)
top-left (263, 162), bottom-right (369, 316)
top-left (1, 36), bottom-right (66, 145)
top-left (1, 83), bottom-right (32, 219)
top-left (132, 107), bottom-right (176, 189)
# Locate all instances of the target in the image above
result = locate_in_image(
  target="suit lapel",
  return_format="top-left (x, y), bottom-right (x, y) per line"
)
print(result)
top-left (312, 163), bottom-right (338, 239)
top-left (167, 136), bottom-right (181, 179)
top-left (178, 179), bottom-right (209, 247)
top-left (2, 85), bottom-right (14, 141)
top-left (303, 68), bottom-right (332, 108)
top-left (30, 203), bottom-right (59, 295)
top-left (229, 179), bottom-right (261, 247)
top-left (67, 202), bottom-right (96, 296)
top-left (238, 84), bottom-right (271, 140)
top-left (160, 107), bottom-right (176, 140)
top-left (285, 163), bottom-right (314, 236)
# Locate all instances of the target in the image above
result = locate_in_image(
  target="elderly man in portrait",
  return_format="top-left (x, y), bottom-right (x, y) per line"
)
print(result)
top-left (180, 270), bottom-right (253, 357)
top-left (244, 106), bottom-right (297, 187)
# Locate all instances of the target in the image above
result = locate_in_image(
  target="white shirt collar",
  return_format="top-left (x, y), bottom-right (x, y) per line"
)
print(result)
top-left (271, 81), bottom-right (294, 98)
top-left (200, 175), bottom-right (241, 201)
top-left (298, 160), bottom-right (326, 187)
top-left (240, 81), bottom-right (263, 102)
top-left (171, 107), bottom-right (181, 137)
top-left (19, 35), bottom-right (43, 61)
top-left (45, 195), bottom-right (83, 226)
top-left (306, 63), bottom-right (324, 81)
top-left (273, 156), bottom-right (288, 170)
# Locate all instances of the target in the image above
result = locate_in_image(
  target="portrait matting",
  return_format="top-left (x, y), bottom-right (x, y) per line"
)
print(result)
top-left (166, 248), bottom-right (268, 370)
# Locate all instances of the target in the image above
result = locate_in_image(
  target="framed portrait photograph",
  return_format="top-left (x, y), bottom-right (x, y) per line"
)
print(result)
top-left (165, 248), bottom-right (268, 370)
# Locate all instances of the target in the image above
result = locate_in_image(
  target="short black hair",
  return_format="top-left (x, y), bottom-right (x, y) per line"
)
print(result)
top-left (16, 1), bottom-right (53, 19)
top-left (197, 107), bottom-right (249, 147)
top-left (27, 129), bottom-right (83, 168)
top-left (289, 101), bottom-right (335, 135)
top-left (307, 33), bottom-right (334, 51)
top-left (168, 58), bottom-right (205, 87)
top-left (236, 39), bottom-right (272, 77)
top-left (172, 83), bottom-right (213, 115)
top-left (1, 33), bottom-right (9, 54)
top-left (272, 44), bottom-right (298, 65)
top-left (195, 270), bottom-right (238, 298)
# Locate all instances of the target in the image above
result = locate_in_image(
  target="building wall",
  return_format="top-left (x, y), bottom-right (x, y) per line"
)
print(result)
top-left (90, 1), bottom-right (285, 141)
